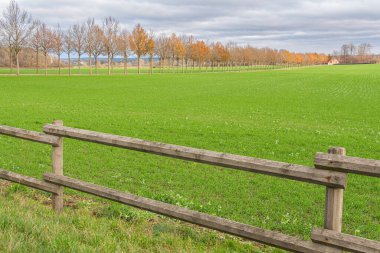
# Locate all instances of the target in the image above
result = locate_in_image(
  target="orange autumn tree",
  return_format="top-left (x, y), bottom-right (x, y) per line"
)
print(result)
top-left (211, 42), bottom-right (224, 71)
top-left (146, 33), bottom-right (155, 74)
top-left (295, 53), bottom-right (304, 65)
top-left (129, 24), bottom-right (149, 74)
top-left (192, 40), bottom-right (210, 71)
top-left (174, 36), bottom-right (186, 72)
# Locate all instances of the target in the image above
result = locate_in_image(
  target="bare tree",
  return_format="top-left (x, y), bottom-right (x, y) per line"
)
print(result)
top-left (117, 29), bottom-right (130, 75)
top-left (72, 23), bottom-right (86, 74)
top-left (146, 32), bottom-right (155, 74)
top-left (30, 20), bottom-right (41, 74)
top-left (155, 34), bottom-right (170, 73)
top-left (357, 43), bottom-right (372, 63)
top-left (103, 16), bottom-right (119, 75)
top-left (85, 18), bottom-right (96, 75)
top-left (183, 35), bottom-right (195, 73)
top-left (39, 23), bottom-right (52, 75)
top-left (347, 43), bottom-right (356, 64)
top-left (92, 25), bottom-right (105, 74)
top-left (0, 0), bottom-right (35, 75)
top-left (0, 30), bottom-right (14, 73)
top-left (64, 26), bottom-right (74, 75)
top-left (341, 44), bottom-right (349, 64)
top-left (51, 24), bottom-right (64, 74)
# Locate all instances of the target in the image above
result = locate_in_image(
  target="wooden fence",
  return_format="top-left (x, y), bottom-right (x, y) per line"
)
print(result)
top-left (0, 121), bottom-right (379, 253)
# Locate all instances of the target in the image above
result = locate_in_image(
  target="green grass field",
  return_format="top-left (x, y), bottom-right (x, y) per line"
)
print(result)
top-left (0, 64), bottom-right (379, 252)
top-left (0, 64), bottom-right (291, 75)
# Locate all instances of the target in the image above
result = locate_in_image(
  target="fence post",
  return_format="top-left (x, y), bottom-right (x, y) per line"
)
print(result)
top-left (52, 120), bottom-right (64, 212)
top-left (324, 147), bottom-right (345, 232)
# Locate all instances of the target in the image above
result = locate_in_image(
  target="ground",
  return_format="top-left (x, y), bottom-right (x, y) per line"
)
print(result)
top-left (0, 65), bottom-right (379, 252)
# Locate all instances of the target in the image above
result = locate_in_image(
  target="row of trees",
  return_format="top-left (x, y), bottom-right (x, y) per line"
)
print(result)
top-left (333, 43), bottom-right (376, 64)
top-left (0, 0), bottom-right (330, 76)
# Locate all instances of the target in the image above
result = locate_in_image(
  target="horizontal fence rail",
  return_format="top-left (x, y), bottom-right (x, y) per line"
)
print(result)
top-left (43, 124), bottom-right (347, 189)
top-left (0, 169), bottom-right (60, 194)
top-left (311, 228), bottom-right (380, 253)
top-left (0, 121), bottom-right (379, 252)
top-left (0, 125), bottom-right (60, 146)
top-left (315, 152), bottom-right (380, 177)
top-left (43, 173), bottom-right (340, 253)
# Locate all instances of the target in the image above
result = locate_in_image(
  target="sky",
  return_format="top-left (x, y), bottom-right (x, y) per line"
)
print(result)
top-left (0, 0), bottom-right (379, 53)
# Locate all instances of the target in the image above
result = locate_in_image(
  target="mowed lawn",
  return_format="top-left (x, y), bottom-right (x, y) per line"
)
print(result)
top-left (0, 65), bottom-right (379, 252)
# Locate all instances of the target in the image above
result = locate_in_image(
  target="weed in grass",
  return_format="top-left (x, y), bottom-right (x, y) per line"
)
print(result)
top-left (0, 65), bottom-right (379, 251)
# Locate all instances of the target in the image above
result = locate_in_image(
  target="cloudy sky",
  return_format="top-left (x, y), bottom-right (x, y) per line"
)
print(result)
top-left (1, 0), bottom-right (379, 53)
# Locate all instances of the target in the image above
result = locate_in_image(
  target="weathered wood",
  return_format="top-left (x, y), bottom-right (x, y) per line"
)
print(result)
top-left (311, 228), bottom-right (380, 253)
top-left (0, 168), bottom-right (59, 194)
top-left (43, 124), bottom-right (347, 189)
top-left (315, 152), bottom-right (380, 177)
top-left (44, 173), bottom-right (340, 253)
top-left (51, 120), bottom-right (64, 212)
top-left (0, 125), bottom-right (59, 146)
top-left (324, 147), bottom-right (345, 233)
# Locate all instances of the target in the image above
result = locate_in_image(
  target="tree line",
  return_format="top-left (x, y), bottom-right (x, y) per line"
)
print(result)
top-left (0, 0), bottom-right (330, 76)
top-left (333, 43), bottom-right (377, 64)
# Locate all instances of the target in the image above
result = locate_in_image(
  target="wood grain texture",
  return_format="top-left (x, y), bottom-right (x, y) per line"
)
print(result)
top-left (324, 147), bottom-right (345, 233)
top-left (51, 120), bottom-right (64, 212)
top-left (315, 152), bottom-right (380, 177)
top-left (0, 125), bottom-right (59, 146)
top-left (0, 168), bottom-right (59, 194)
top-left (44, 173), bottom-right (340, 253)
top-left (43, 124), bottom-right (347, 189)
top-left (311, 228), bottom-right (380, 253)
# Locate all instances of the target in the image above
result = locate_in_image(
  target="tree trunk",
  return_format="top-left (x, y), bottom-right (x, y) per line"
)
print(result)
top-left (9, 49), bottom-right (12, 74)
top-left (124, 52), bottom-right (127, 75)
top-left (89, 53), bottom-right (92, 75)
top-left (94, 57), bottom-right (98, 74)
top-left (111, 55), bottom-right (114, 74)
top-left (58, 55), bottom-right (61, 75)
top-left (150, 56), bottom-right (153, 74)
top-left (107, 53), bottom-right (111, 76)
top-left (16, 52), bottom-right (20, 76)
top-left (68, 54), bottom-right (71, 76)
top-left (36, 49), bottom-right (39, 74)
top-left (78, 55), bottom-right (81, 74)
top-left (45, 54), bottom-right (47, 76)
top-left (137, 55), bottom-right (141, 74)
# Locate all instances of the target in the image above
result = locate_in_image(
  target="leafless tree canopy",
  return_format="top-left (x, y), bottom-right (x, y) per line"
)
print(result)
top-left (72, 22), bottom-right (86, 73)
top-left (103, 16), bottom-right (119, 75)
top-left (335, 43), bottom-right (375, 64)
top-left (0, 0), bottom-right (35, 74)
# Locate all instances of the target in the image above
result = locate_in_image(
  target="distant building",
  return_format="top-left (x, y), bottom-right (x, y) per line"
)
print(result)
top-left (328, 58), bottom-right (340, 65)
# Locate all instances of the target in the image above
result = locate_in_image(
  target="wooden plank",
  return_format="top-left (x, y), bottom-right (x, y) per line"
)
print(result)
top-left (51, 120), bottom-right (64, 212)
top-left (0, 125), bottom-right (59, 146)
top-left (44, 173), bottom-right (340, 253)
top-left (315, 152), bottom-right (380, 177)
top-left (0, 169), bottom-right (60, 194)
top-left (324, 147), bottom-right (345, 233)
top-left (43, 124), bottom-right (347, 189)
top-left (311, 228), bottom-right (380, 253)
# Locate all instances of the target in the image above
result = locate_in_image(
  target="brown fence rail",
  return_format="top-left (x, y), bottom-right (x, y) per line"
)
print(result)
top-left (0, 120), bottom-right (379, 253)
top-left (42, 124), bottom-right (347, 188)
